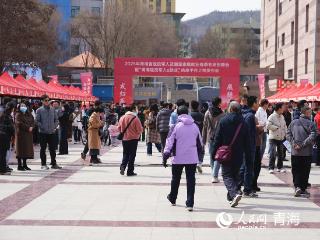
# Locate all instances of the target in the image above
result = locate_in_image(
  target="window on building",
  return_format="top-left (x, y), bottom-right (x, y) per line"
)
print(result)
top-left (91, 7), bottom-right (101, 16)
top-left (305, 48), bottom-right (309, 74)
top-left (166, 0), bottom-right (171, 12)
top-left (288, 69), bottom-right (293, 78)
top-left (306, 4), bottom-right (309, 32)
top-left (291, 21), bottom-right (294, 45)
top-left (156, 0), bottom-right (161, 13)
top-left (71, 6), bottom-right (80, 18)
top-left (279, 2), bottom-right (282, 16)
top-left (266, 40), bottom-right (269, 48)
top-left (281, 33), bottom-right (285, 46)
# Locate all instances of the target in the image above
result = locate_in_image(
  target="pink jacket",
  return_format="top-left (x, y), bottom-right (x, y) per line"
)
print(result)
top-left (108, 124), bottom-right (119, 137)
top-left (118, 112), bottom-right (143, 141)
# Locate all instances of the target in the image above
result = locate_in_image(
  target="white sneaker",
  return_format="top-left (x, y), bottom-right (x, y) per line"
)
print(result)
top-left (211, 177), bottom-right (220, 183)
top-left (41, 165), bottom-right (49, 170)
top-left (269, 169), bottom-right (274, 174)
top-left (280, 168), bottom-right (286, 173)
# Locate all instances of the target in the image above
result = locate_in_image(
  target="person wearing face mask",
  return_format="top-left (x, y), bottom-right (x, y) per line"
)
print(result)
top-left (0, 102), bottom-right (15, 175)
top-left (72, 107), bottom-right (82, 144)
top-left (15, 101), bottom-right (35, 171)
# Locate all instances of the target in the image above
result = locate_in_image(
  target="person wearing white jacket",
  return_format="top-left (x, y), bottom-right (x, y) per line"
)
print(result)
top-left (255, 99), bottom-right (269, 160)
top-left (72, 108), bottom-right (82, 144)
top-left (267, 102), bottom-right (287, 174)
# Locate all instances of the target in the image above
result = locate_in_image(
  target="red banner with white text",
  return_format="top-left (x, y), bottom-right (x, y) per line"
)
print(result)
top-left (80, 72), bottom-right (93, 96)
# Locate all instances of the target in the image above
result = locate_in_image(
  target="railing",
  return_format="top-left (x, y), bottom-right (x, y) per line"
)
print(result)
top-left (96, 76), bottom-right (114, 85)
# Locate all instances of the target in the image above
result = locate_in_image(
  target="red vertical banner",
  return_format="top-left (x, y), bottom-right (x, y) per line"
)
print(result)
top-left (80, 72), bottom-right (93, 95)
top-left (277, 79), bottom-right (283, 90)
top-left (257, 74), bottom-right (266, 99)
top-left (114, 75), bottom-right (133, 104)
top-left (49, 75), bottom-right (59, 84)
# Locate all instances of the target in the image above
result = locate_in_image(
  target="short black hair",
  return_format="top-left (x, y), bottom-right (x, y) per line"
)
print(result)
top-left (94, 100), bottom-right (102, 107)
top-left (41, 94), bottom-right (49, 100)
top-left (260, 99), bottom-right (269, 107)
top-left (275, 102), bottom-right (284, 111)
top-left (177, 105), bottom-right (189, 115)
top-left (176, 99), bottom-right (186, 107)
top-left (168, 103), bottom-right (173, 110)
top-left (298, 100), bottom-right (307, 109)
top-left (191, 100), bottom-right (199, 110)
top-left (212, 97), bottom-right (222, 107)
top-left (247, 96), bottom-right (258, 108)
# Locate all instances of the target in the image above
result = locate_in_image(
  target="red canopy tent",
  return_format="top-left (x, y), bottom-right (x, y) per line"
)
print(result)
top-left (0, 72), bottom-right (23, 96)
top-left (27, 78), bottom-right (47, 97)
top-left (15, 75), bottom-right (37, 97)
top-left (305, 83), bottom-right (320, 101)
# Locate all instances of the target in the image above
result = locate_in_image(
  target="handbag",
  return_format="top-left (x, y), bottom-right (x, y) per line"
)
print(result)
top-left (117, 116), bottom-right (136, 140)
top-left (215, 123), bottom-right (243, 164)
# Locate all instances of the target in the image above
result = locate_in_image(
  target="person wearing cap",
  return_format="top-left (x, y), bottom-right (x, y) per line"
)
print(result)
top-left (36, 95), bottom-right (61, 170)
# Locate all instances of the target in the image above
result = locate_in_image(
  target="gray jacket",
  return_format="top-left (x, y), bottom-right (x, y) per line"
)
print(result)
top-left (286, 116), bottom-right (316, 156)
top-left (36, 106), bottom-right (59, 134)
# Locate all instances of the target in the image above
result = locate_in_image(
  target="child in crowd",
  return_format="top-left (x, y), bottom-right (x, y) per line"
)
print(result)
top-left (108, 119), bottom-right (120, 146)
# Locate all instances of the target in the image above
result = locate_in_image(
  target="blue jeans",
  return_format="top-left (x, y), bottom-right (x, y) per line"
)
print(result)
top-left (147, 142), bottom-right (162, 155)
top-left (239, 150), bottom-right (255, 193)
top-left (209, 141), bottom-right (220, 178)
top-left (222, 162), bottom-right (242, 200)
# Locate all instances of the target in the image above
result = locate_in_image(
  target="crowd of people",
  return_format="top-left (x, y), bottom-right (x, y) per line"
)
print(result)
top-left (0, 94), bottom-right (319, 211)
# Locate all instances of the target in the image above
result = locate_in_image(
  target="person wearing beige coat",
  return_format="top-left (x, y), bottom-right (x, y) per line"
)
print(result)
top-left (266, 102), bottom-right (287, 173)
top-left (88, 108), bottom-right (104, 164)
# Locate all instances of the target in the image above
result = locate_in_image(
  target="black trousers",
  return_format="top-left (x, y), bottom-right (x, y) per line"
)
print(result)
top-left (0, 148), bottom-right (8, 172)
top-left (169, 164), bottom-right (197, 207)
top-left (222, 162), bottom-right (242, 201)
top-left (268, 139), bottom-right (284, 170)
top-left (59, 127), bottom-right (68, 154)
top-left (121, 139), bottom-right (139, 174)
top-left (160, 132), bottom-right (169, 153)
top-left (291, 156), bottom-right (312, 191)
top-left (73, 126), bottom-right (81, 142)
top-left (253, 146), bottom-right (262, 189)
top-left (39, 133), bottom-right (56, 166)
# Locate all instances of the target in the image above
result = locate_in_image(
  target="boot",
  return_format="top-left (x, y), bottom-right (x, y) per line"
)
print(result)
top-left (17, 158), bottom-right (25, 171)
top-left (23, 159), bottom-right (31, 170)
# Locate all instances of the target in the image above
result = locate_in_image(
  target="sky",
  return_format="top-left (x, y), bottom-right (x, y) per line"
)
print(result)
top-left (176, 0), bottom-right (261, 21)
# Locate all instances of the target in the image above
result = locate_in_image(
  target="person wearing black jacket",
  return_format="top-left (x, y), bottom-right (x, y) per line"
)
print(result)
top-left (58, 103), bottom-right (71, 155)
top-left (190, 100), bottom-right (204, 173)
top-left (212, 101), bottom-right (251, 207)
top-left (0, 102), bottom-right (15, 175)
top-left (240, 96), bottom-right (259, 197)
top-left (156, 103), bottom-right (171, 152)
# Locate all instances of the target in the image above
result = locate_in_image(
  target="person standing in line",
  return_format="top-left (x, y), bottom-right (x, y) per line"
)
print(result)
top-left (72, 107), bottom-right (82, 144)
top-left (240, 96), bottom-right (259, 197)
top-left (163, 106), bottom-right (203, 212)
top-left (255, 99), bottom-right (269, 162)
top-left (0, 102), bottom-right (15, 175)
top-left (287, 106), bottom-right (316, 197)
top-left (118, 105), bottom-right (143, 176)
top-left (267, 102), bottom-right (287, 174)
top-left (58, 103), bottom-right (71, 155)
top-left (212, 102), bottom-right (251, 207)
top-left (190, 100), bottom-right (205, 174)
top-left (145, 104), bottom-right (162, 156)
top-left (36, 95), bottom-right (62, 170)
top-left (252, 117), bottom-right (264, 192)
top-left (15, 101), bottom-right (34, 171)
top-left (202, 97), bottom-right (225, 183)
top-left (88, 107), bottom-right (104, 164)
top-left (156, 103), bottom-right (171, 152)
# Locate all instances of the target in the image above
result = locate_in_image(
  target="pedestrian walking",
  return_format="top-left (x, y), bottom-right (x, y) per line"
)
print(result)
top-left (255, 99), bottom-right (269, 161)
top-left (145, 104), bottom-right (161, 155)
top-left (163, 106), bottom-right (203, 212)
top-left (15, 101), bottom-right (34, 171)
top-left (156, 103), bottom-right (171, 152)
top-left (72, 107), bottom-right (82, 144)
top-left (240, 96), bottom-right (259, 197)
top-left (202, 97), bottom-right (225, 183)
top-left (118, 105), bottom-right (143, 176)
top-left (287, 106), bottom-right (316, 197)
top-left (267, 102), bottom-right (287, 174)
top-left (36, 95), bottom-right (61, 170)
top-left (0, 102), bottom-right (15, 175)
top-left (190, 100), bottom-right (204, 174)
top-left (252, 117), bottom-right (264, 192)
top-left (88, 107), bottom-right (104, 164)
top-left (212, 101), bottom-right (251, 207)
top-left (58, 103), bottom-right (71, 155)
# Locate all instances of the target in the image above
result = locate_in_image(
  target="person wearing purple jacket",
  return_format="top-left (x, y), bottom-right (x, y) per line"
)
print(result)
top-left (163, 106), bottom-right (203, 212)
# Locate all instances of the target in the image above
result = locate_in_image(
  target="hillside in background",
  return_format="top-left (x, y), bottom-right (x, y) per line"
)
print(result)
top-left (181, 10), bottom-right (261, 39)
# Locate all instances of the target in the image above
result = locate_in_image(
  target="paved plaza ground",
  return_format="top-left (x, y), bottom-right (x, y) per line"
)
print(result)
top-left (0, 142), bottom-right (320, 240)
